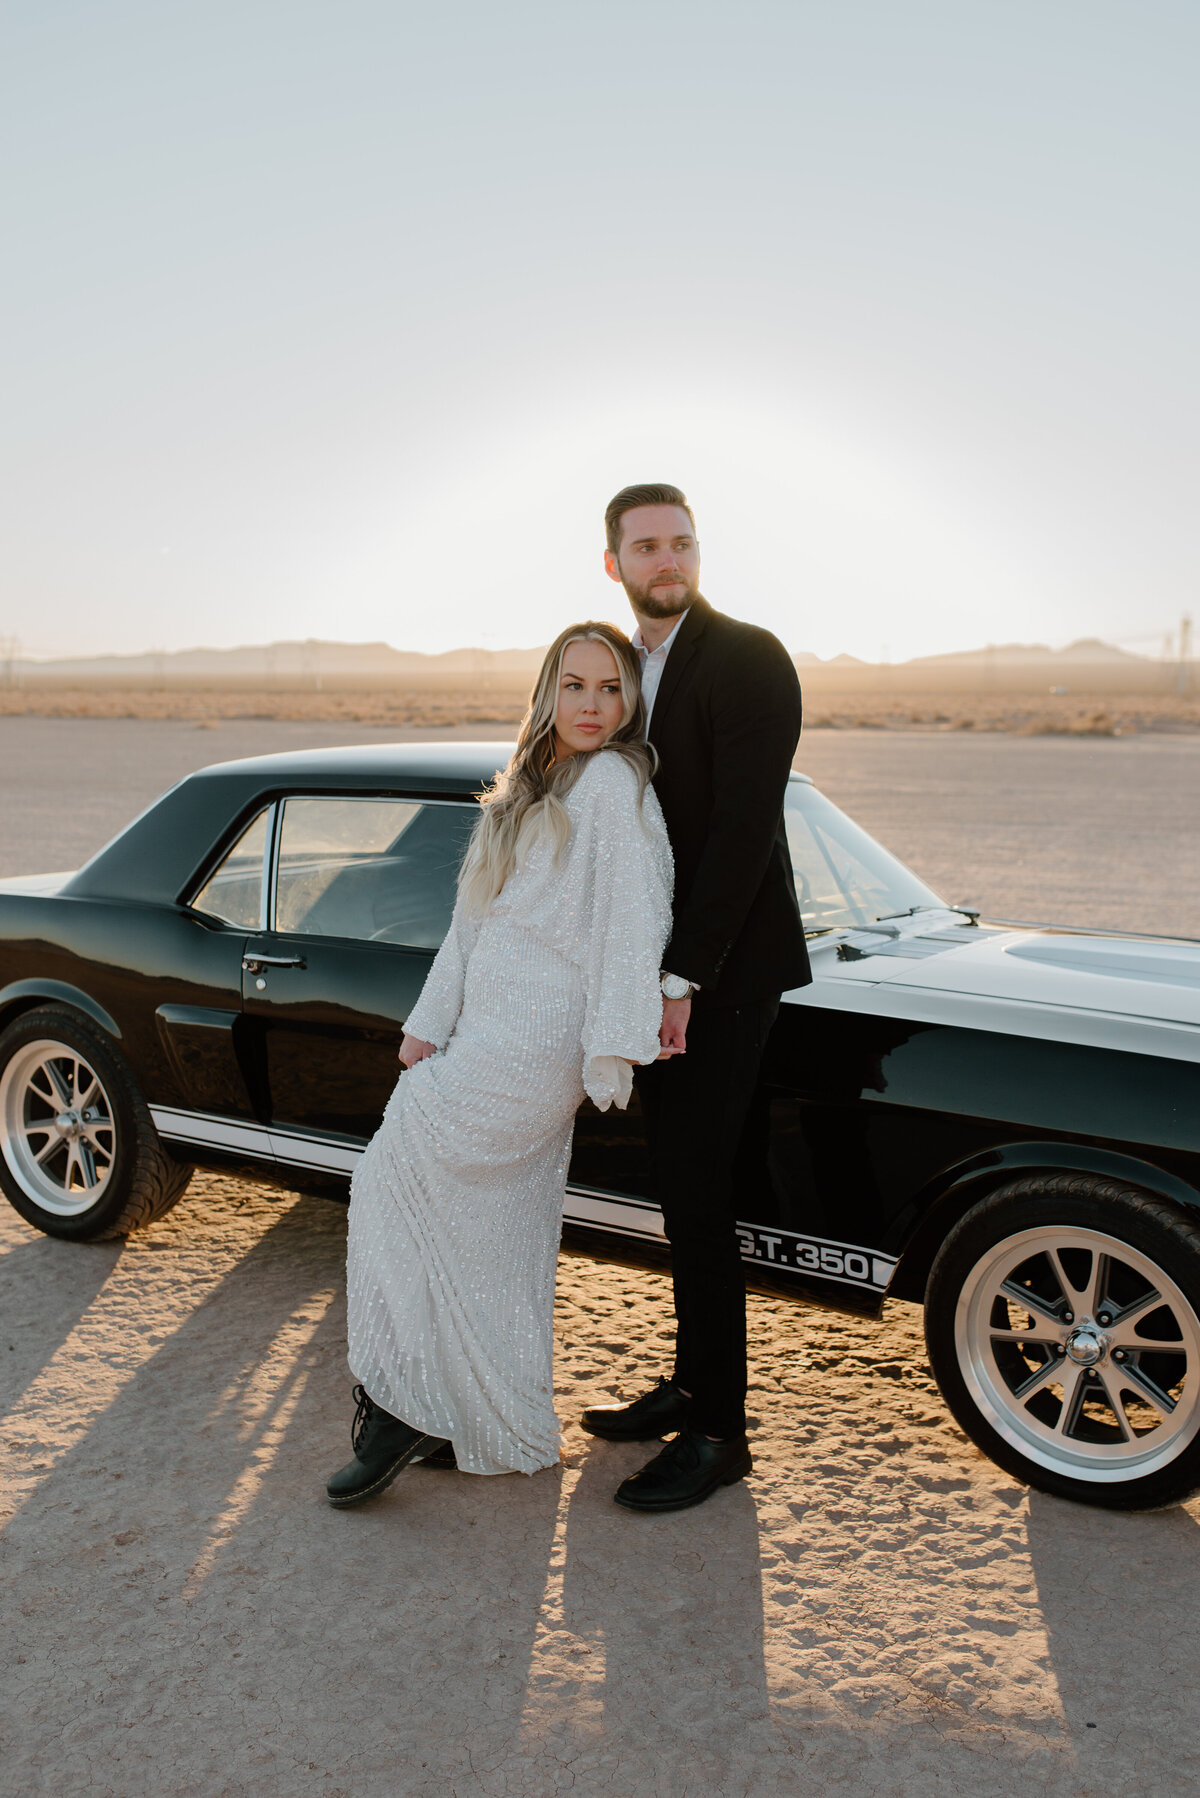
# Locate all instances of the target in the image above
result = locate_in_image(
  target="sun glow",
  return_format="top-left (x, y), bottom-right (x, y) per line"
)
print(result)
top-left (345, 384), bottom-right (1052, 667)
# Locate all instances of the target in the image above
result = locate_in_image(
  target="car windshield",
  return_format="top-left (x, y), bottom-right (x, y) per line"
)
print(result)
top-left (785, 777), bottom-right (946, 934)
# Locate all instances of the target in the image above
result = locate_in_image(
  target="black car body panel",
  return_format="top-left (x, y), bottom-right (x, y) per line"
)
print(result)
top-left (2, 741), bottom-right (1198, 1318)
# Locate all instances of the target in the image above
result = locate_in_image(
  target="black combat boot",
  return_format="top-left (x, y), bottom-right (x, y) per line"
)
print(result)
top-left (325, 1384), bottom-right (449, 1507)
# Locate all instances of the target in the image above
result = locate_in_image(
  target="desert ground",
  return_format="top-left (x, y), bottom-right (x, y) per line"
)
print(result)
top-left (3, 677), bottom-right (1199, 740)
top-left (2, 717), bottom-right (1200, 1797)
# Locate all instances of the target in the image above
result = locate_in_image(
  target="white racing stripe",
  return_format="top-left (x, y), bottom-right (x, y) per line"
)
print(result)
top-left (148, 1105), bottom-right (272, 1158)
top-left (268, 1129), bottom-right (362, 1176)
top-left (563, 1185), bottom-right (667, 1242)
top-left (149, 1105), bottom-right (364, 1177)
top-left (149, 1106), bottom-right (896, 1292)
top-left (563, 1186), bottom-right (896, 1292)
top-left (736, 1220), bottom-right (898, 1292)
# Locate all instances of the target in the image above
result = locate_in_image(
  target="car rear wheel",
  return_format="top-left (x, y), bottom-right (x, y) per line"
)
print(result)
top-left (925, 1176), bottom-right (1200, 1510)
top-left (0, 1006), bottom-right (193, 1241)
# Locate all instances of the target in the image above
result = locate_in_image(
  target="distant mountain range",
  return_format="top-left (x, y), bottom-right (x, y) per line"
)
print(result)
top-left (908, 637), bottom-right (1149, 667)
top-left (7, 634), bottom-right (1158, 679)
top-left (8, 640), bottom-right (548, 679)
top-left (794, 637), bottom-right (1151, 669)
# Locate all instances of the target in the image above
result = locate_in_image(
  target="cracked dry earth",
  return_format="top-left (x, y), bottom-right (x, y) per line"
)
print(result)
top-left (3, 1174), bottom-right (1199, 1798)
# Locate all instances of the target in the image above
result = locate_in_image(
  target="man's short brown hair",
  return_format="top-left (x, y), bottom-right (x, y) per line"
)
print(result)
top-left (605, 483), bottom-right (697, 556)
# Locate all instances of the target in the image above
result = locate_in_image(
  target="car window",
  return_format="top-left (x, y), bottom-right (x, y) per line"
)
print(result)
top-left (273, 797), bottom-right (476, 948)
top-left (785, 781), bottom-right (944, 933)
top-left (191, 808), bottom-right (270, 928)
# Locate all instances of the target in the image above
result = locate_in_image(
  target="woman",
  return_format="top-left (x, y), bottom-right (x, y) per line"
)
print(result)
top-left (326, 621), bottom-right (673, 1505)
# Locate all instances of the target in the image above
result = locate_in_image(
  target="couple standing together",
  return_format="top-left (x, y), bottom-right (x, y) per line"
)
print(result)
top-left (327, 482), bottom-right (810, 1515)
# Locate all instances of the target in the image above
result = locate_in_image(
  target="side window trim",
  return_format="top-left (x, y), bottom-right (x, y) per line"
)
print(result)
top-left (263, 799), bottom-right (282, 932)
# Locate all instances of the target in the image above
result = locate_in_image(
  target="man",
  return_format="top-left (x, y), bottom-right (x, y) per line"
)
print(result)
top-left (582, 482), bottom-right (810, 1512)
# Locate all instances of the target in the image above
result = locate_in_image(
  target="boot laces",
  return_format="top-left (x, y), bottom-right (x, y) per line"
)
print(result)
top-left (350, 1382), bottom-right (378, 1454)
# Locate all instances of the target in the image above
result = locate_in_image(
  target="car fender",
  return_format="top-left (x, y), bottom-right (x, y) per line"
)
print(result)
top-left (888, 1140), bottom-right (1200, 1302)
top-left (0, 979), bottom-right (123, 1042)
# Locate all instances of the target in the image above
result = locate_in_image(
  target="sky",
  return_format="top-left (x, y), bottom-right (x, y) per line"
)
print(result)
top-left (3, 1), bottom-right (1197, 664)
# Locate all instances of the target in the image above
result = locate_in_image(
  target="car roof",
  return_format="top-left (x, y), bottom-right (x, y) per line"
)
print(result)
top-left (67, 740), bottom-right (517, 903)
top-left (65, 739), bottom-right (817, 905)
top-left (193, 743), bottom-right (816, 788)
top-left (191, 740), bottom-right (514, 791)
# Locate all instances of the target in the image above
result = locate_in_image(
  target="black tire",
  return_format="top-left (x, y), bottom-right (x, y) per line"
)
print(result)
top-left (925, 1175), bottom-right (1200, 1510)
top-left (0, 1005), bottom-right (194, 1241)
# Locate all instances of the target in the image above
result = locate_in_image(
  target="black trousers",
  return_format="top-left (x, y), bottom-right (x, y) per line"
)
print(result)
top-left (633, 996), bottom-right (780, 1440)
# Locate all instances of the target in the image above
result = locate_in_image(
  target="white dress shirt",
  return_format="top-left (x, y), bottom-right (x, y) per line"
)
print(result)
top-left (632, 611), bottom-right (687, 725)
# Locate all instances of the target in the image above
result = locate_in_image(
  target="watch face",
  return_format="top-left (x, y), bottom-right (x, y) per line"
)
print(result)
top-left (661, 975), bottom-right (689, 1000)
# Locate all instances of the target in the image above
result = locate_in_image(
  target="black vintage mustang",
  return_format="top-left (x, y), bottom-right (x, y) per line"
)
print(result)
top-left (2, 742), bottom-right (1199, 1510)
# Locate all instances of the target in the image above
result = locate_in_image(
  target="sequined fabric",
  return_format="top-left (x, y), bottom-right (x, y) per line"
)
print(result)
top-left (346, 751), bottom-right (673, 1476)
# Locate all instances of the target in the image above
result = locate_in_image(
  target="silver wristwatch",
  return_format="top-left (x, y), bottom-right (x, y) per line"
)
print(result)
top-left (660, 972), bottom-right (698, 1001)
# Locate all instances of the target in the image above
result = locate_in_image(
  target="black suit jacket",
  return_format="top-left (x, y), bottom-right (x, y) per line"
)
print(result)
top-left (647, 596), bottom-right (811, 1008)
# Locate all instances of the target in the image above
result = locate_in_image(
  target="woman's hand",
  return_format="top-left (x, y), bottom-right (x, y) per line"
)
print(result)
top-left (658, 996), bottom-right (690, 1057)
top-left (399, 1033), bottom-right (436, 1069)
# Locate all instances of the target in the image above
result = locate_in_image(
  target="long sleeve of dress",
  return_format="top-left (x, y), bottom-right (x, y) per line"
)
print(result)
top-left (403, 891), bottom-right (483, 1049)
top-left (572, 754), bottom-right (673, 1112)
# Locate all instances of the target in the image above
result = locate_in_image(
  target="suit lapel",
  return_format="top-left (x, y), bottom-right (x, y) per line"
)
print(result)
top-left (648, 598), bottom-right (711, 748)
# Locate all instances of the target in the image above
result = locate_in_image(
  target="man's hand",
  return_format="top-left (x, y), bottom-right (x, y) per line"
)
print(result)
top-left (399, 1033), bottom-right (436, 1069)
top-left (658, 995), bottom-right (690, 1058)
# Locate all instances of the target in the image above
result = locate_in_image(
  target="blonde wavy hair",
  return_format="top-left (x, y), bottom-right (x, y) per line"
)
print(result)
top-left (458, 620), bottom-right (657, 914)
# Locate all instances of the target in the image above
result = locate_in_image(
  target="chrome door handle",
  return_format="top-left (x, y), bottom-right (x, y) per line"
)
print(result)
top-left (242, 953), bottom-right (307, 973)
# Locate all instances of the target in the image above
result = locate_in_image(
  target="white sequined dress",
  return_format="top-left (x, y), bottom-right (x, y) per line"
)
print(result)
top-left (346, 750), bottom-right (673, 1476)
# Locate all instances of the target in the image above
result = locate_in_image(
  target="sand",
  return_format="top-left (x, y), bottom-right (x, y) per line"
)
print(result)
top-left (4, 1173), bottom-right (1199, 1797)
top-left (2, 683), bottom-right (1199, 737)
top-left (0, 686), bottom-right (530, 729)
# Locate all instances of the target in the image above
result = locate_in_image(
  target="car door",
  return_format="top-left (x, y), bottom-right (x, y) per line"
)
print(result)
top-left (149, 805), bottom-right (269, 1128)
top-left (239, 793), bottom-right (476, 1179)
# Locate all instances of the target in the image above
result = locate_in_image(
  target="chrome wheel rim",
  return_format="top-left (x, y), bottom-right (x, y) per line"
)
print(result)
top-left (0, 1038), bottom-right (117, 1215)
top-left (955, 1225), bottom-right (1200, 1483)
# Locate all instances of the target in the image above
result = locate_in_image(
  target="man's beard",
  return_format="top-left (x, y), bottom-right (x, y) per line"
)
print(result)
top-left (619, 573), bottom-right (703, 618)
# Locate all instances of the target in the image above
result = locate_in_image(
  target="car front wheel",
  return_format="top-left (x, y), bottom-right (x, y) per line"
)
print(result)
top-left (925, 1175), bottom-right (1200, 1510)
top-left (0, 1005), bottom-right (193, 1241)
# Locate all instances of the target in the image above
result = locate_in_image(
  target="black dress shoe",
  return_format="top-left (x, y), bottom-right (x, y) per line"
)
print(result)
top-left (326, 1384), bottom-right (449, 1507)
top-left (614, 1427), bottom-right (752, 1513)
top-left (581, 1377), bottom-right (689, 1441)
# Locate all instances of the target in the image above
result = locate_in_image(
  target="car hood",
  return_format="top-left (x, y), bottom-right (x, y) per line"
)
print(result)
top-left (850, 918), bottom-right (1200, 1030)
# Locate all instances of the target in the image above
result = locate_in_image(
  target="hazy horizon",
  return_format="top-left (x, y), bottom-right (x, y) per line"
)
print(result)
top-left (7, 628), bottom-right (1185, 675)
top-left (5, 3), bottom-right (1198, 666)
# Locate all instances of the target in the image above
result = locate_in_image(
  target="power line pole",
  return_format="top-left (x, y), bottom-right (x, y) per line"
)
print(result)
top-left (1180, 614), bottom-right (1193, 696)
